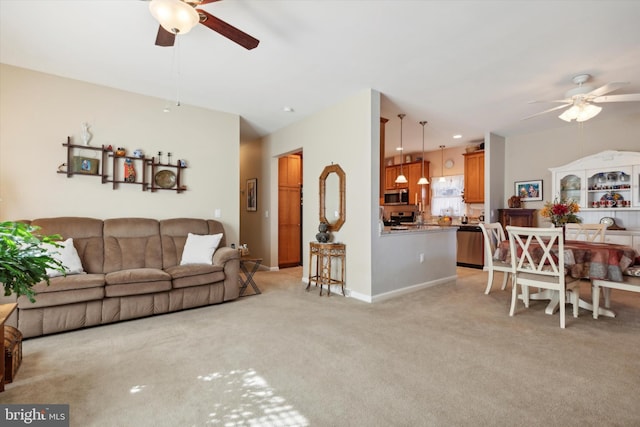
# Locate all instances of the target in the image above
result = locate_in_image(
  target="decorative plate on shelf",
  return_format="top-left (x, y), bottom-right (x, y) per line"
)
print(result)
top-left (600, 192), bottom-right (623, 206)
top-left (155, 170), bottom-right (176, 189)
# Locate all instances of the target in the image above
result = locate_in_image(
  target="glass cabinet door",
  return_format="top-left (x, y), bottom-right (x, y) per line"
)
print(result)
top-left (556, 171), bottom-right (584, 207)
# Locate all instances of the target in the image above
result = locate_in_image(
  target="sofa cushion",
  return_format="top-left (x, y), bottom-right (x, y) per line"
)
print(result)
top-left (43, 238), bottom-right (85, 277)
top-left (20, 273), bottom-right (105, 308)
top-left (31, 273), bottom-right (105, 294)
top-left (105, 268), bottom-right (172, 297)
top-left (160, 218), bottom-right (225, 268)
top-left (103, 218), bottom-right (162, 272)
top-left (180, 233), bottom-right (223, 265)
top-left (31, 217), bottom-right (104, 274)
top-left (165, 264), bottom-right (225, 289)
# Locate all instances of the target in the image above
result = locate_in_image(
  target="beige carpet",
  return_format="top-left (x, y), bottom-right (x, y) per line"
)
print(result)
top-left (1, 267), bottom-right (639, 427)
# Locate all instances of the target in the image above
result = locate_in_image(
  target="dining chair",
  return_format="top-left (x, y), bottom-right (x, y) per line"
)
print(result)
top-left (506, 226), bottom-right (581, 328)
top-left (564, 223), bottom-right (606, 242)
top-left (591, 275), bottom-right (640, 319)
top-left (479, 223), bottom-right (512, 294)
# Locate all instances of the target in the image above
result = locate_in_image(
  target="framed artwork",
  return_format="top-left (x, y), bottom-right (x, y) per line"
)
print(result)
top-left (247, 178), bottom-right (257, 211)
top-left (515, 179), bottom-right (543, 201)
top-left (71, 156), bottom-right (99, 175)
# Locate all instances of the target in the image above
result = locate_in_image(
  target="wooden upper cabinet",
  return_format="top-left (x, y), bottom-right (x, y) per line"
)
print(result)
top-left (407, 161), bottom-right (429, 205)
top-left (278, 155), bottom-right (301, 187)
top-left (464, 150), bottom-right (484, 203)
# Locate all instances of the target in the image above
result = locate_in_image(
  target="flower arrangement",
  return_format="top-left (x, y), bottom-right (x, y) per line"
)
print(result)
top-left (540, 197), bottom-right (581, 226)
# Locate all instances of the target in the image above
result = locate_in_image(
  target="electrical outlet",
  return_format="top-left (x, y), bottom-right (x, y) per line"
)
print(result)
top-left (214, 209), bottom-right (221, 218)
top-left (419, 253), bottom-right (424, 263)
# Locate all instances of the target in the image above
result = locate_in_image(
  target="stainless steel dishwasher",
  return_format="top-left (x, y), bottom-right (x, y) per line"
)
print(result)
top-left (456, 225), bottom-right (484, 269)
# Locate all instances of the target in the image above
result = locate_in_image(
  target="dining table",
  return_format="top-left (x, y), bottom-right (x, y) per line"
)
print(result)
top-left (494, 239), bottom-right (639, 318)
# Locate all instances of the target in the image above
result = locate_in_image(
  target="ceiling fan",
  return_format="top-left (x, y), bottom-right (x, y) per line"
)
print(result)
top-left (524, 74), bottom-right (640, 122)
top-left (148, 0), bottom-right (259, 50)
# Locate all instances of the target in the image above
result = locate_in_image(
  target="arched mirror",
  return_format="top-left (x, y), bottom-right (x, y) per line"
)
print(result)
top-left (319, 163), bottom-right (346, 231)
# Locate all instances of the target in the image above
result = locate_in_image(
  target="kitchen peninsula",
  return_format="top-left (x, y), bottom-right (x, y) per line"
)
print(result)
top-left (370, 222), bottom-right (457, 301)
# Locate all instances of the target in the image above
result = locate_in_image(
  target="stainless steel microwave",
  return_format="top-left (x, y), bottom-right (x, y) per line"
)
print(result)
top-left (384, 189), bottom-right (409, 205)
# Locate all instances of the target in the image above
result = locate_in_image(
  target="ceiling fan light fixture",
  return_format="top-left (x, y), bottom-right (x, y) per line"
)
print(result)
top-left (558, 103), bottom-right (602, 122)
top-left (150, 0), bottom-right (200, 35)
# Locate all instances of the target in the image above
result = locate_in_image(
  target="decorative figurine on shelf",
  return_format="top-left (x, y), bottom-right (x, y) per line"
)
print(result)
top-left (179, 159), bottom-right (187, 167)
top-left (316, 222), bottom-right (331, 243)
top-left (124, 158), bottom-right (136, 182)
top-left (81, 122), bottom-right (92, 146)
top-left (157, 151), bottom-right (163, 164)
top-left (133, 149), bottom-right (144, 158)
top-left (115, 147), bottom-right (126, 157)
top-left (167, 152), bottom-right (173, 164)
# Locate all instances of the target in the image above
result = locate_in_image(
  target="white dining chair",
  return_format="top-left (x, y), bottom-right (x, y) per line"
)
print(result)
top-left (479, 223), bottom-right (512, 294)
top-left (564, 223), bottom-right (606, 242)
top-left (591, 275), bottom-right (640, 319)
top-left (506, 226), bottom-right (581, 328)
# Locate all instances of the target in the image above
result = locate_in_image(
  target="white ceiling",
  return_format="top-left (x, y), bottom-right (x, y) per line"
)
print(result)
top-left (2, 0), bottom-right (640, 157)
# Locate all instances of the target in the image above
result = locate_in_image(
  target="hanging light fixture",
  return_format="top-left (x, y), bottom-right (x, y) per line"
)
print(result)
top-left (439, 145), bottom-right (446, 182)
top-left (417, 121), bottom-right (429, 185)
top-left (149, 0), bottom-right (200, 36)
top-left (395, 114), bottom-right (408, 184)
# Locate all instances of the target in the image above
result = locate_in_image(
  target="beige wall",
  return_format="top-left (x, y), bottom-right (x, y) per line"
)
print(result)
top-left (504, 113), bottom-right (640, 228)
top-left (262, 89), bottom-right (377, 296)
top-left (0, 65), bottom-right (240, 244)
top-left (239, 137), bottom-right (269, 261)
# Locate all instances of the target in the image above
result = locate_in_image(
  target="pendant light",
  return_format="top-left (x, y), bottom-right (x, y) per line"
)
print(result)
top-left (439, 145), bottom-right (446, 182)
top-left (417, 121), bottom-right (429, 185)
top-left (394, 114), bottom-right (408, 184)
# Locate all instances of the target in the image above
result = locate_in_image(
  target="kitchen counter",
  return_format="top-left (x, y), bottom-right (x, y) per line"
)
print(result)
top-left (381, 224), bottom-right (458, 235)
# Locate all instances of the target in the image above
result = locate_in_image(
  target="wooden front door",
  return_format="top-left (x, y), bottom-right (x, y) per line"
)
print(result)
top-left (278, 154), bottom-right (302, 268)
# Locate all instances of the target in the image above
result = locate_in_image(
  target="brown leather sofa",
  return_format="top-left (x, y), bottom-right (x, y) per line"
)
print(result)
top-left (1, 217), bottom-right (240, 338)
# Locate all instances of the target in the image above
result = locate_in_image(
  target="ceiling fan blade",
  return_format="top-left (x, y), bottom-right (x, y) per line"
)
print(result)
top-left (593, 93), bottom-right (640, 103)
top-left (521, 103), bottom-right (571, 120)
top-left (196, 9), bottom-right (260, 50)
top-left (155, 25), bottom-right (176, 47)
top-left (191, 0), bottom-right (222, 4)
top-left (527, 99), bottom-right (571, 104)
top-left (587, 82), bottom-right (628, 98)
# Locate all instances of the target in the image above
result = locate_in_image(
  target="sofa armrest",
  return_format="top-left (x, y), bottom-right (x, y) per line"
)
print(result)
top-left (213, 247), bottom-right (240, 301)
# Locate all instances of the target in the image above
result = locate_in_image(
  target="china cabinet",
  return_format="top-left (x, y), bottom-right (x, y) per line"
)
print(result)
top-left (550, 151), bottom-right (640, 210)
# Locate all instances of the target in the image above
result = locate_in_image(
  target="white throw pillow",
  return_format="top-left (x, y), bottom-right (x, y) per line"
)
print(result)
top-left (43, 238), bottom-right (85, 277)
top-left (180, 233), bottom-right (223, 265)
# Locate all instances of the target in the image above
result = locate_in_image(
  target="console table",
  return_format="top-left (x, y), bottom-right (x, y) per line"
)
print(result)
top-left (307, 242), bottom-right (346, 296)
top-left (498, 208), bottom-right (536, 229)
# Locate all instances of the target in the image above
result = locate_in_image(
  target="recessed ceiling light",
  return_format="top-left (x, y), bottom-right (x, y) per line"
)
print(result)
top-left (453, 134), bottom-right (462, 139)
top-left (283, 106), bottom-right (294, 112)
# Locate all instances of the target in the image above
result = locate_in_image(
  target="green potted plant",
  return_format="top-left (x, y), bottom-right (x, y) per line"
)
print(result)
top-left (0, 221), bottom-right (64, 303)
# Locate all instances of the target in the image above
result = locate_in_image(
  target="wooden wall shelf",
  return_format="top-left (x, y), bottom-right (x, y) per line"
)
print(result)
top-left (59, 138), bottom-right (187, 193)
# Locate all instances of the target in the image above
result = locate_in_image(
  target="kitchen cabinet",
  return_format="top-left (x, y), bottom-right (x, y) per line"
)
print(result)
top-left (385, 161), bottom-right (429, 202)
top-left (385, 165), bottom-right (405, 190)
top-left (550, 150), bottom-right (640, 210)
top-left (407, 161), bottom-right (430, 206)
top-left (498, 208), bottom-right (536, 229)
top-left (463, 150), bottom-right (484, 203)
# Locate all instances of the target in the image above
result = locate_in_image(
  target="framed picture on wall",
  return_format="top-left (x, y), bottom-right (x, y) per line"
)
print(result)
top-left (247, 178), bottom-right (257, 211)
top-left (515, 179), bottom-right (543, 201)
